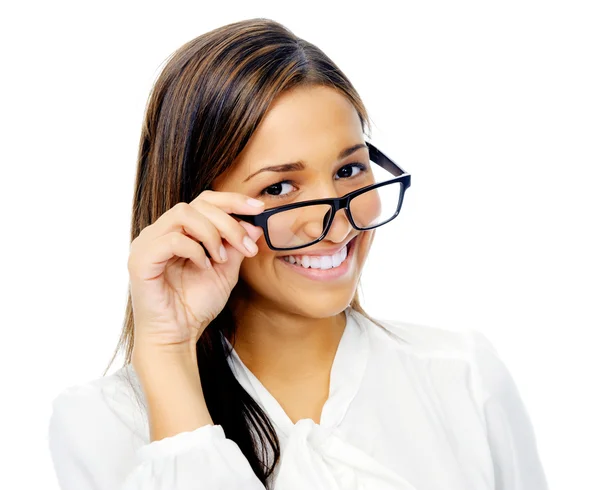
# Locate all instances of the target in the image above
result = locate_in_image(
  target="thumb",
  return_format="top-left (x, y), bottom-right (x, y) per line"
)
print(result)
top-left (242, 221), bottom-right (264, 243)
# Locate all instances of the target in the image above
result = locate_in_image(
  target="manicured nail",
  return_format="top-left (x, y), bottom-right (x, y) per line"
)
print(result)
top-left (246, 198), bottom-right (265, 208)
top-left (205, 257), bottom-right (212, 269)
top-left (219, 245), bottom-right (228, 261)
top-left (243, 236), bottom-right (258, 255)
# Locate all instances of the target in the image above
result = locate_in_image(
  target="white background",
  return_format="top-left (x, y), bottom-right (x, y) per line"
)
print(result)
top-left (1, 1), bottom-right (598, 488)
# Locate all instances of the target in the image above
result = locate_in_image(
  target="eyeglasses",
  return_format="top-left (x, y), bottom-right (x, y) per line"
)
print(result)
top-left (232, 142), bottom-right (411, 251)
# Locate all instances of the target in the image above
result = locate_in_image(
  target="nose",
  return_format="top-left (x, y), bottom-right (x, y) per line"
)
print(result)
top-left (299, 181), bottom-right (354, 245)
top-left (322, 205), bottom-right (353, 244)
top-left (303, 181), bottom-right (352, 244)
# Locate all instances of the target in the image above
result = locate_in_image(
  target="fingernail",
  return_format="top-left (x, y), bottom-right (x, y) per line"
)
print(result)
top-left (243, 236), bottom-right (258, 255)
top-left (219, 245), bottom-right (228, 261)
top-left (205, 257), bottom-right (212, 269)
top-left (246, 198), bottom-right (265, 208)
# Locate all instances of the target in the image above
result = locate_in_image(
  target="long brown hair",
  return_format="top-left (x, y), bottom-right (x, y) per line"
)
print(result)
top-left (104, 17), bottom-right (382, 487)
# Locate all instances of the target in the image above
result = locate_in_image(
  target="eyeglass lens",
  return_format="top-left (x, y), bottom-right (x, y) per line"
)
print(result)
top-left (266, 179), bottom-right (404, 249)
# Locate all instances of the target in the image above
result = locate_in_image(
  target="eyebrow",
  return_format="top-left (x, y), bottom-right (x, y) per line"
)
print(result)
top-left (242, 143), bottom-right (368, 183)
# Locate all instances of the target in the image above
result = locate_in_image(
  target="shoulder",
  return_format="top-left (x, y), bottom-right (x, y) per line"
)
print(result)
top-left (49, 364), bottom-right (149, 446)
top-left (350, 307), bottom-right (477, 357)
top-left (48, 366), bottom-right (154, 485)
top-left (350, 308), bottom-right (512, 404)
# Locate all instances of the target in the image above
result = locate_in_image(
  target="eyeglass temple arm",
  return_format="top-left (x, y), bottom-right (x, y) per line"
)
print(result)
top-left (366, 142), bottom-right (406, 177)
top-left (231, 213), bottom-right (257, 224)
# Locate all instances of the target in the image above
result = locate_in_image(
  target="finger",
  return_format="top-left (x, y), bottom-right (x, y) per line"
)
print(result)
top-left (142, 203), bottom-right (227, 264)
top-left (129, 232), bottom-right (211, 281)
top-left (192, 189), bottom-right (265, 215)
top-left (192, 200), bottom-right (262, 258)
top-left (143, 202), bottom-right (261, 261)
top-left (238, 220), bottom-right (264, 243)
top-left (214, 221), bottom-right (264, 271)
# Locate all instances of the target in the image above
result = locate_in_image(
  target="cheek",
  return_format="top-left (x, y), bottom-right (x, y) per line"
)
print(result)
top-left (351, 193), bottom-right (382, 228)
top-left (256, 234), bottom-right (271, 253)
top-left (356, 230), bottom-right (375, 264)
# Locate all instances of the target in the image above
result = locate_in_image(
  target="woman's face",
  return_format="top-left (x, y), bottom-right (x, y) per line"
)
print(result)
top-left (213, 85), bottom-right (375, 319)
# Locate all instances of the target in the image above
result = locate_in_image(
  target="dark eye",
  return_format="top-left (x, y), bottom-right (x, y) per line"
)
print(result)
top-left (335, 163), bottom-right (367, 179)
top-left (260, 181), bottom-right (295, 198)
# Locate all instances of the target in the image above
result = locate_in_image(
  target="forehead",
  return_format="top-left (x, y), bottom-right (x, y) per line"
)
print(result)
top-left (219, 85), bottom-right (365, 186)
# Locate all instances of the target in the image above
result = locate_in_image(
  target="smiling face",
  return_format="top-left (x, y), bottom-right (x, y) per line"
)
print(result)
top-left (213, 84), bottom-right (375, 319)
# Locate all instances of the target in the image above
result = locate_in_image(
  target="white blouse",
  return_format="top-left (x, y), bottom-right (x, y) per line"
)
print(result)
top-left (48, 307), bottom-right (548, 489)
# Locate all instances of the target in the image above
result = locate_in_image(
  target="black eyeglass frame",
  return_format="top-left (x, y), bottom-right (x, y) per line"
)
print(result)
top-left (232, 142), bottom-right (411, 251)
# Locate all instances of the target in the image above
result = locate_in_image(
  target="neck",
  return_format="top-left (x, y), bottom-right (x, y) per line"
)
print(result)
top-left (227, 297), bottom-right (348, 384)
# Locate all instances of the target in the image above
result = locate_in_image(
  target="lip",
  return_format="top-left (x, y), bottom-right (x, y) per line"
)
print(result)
top-left (278, 236), bottom-right (359, 258)
top-left (276, 236), bottom-right (359, 281)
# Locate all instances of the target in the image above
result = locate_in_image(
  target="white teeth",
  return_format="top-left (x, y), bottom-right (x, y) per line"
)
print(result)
top-left (282, 242), bottom-right (350, 270)
top-left (320, 255), bottom-right (333, 269)
top-left (332, 253), bottom-right (342, 268)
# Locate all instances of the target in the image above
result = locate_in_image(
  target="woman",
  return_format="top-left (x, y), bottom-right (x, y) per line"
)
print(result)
top-left (48, 18), bottom-right (548, 489)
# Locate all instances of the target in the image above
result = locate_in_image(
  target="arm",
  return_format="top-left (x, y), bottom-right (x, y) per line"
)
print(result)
top-left (468, 329), bottom-right (549, 490)
top-left (48, 350), bottom-right (265, 489)
top-left (132, 344), bottom-right (214, 442)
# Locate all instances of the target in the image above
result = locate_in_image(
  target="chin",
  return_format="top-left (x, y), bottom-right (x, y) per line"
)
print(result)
top-left (287, 286), bottom-right (359, 319)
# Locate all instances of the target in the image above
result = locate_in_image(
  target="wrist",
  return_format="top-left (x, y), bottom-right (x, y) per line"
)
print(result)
top-left (132, 341), bottom-right (199, 378)
top-left (133, 338), bottom-right (197, 359)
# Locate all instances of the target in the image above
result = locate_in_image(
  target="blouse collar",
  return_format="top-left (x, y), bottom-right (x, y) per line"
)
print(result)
top-left (223, 307), bottom-right (370, 439)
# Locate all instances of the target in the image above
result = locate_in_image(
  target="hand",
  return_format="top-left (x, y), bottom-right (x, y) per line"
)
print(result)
top-left (127, 190), bottom-right (264, 352)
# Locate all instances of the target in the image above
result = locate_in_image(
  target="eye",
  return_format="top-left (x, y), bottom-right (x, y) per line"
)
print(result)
top-left (260, 180), bottom-right (296, 198)
top-left (335, 163), bottom-right (367, 179)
